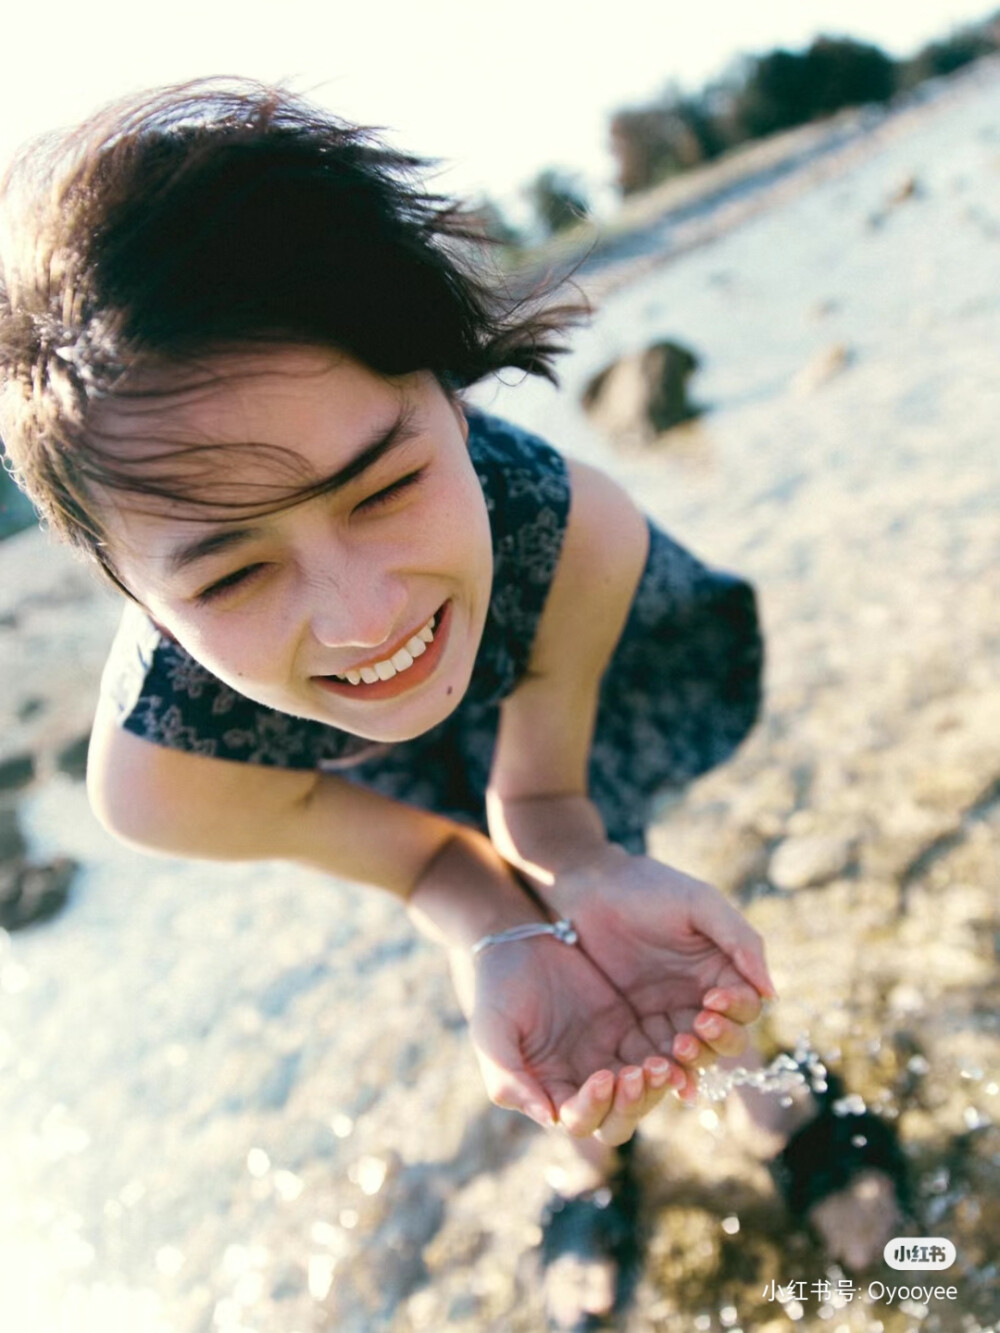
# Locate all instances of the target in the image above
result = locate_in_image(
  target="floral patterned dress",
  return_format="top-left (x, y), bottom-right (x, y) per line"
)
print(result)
top-left (100, 410), bottom-right (763, 852)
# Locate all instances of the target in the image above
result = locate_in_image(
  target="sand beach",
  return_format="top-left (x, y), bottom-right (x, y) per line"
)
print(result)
top-left (1, 59), bottom-right (999, 1332)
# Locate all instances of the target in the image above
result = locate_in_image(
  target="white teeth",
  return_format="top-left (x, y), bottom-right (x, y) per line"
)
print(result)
top-left (333, 611), bottom-right (439, 685)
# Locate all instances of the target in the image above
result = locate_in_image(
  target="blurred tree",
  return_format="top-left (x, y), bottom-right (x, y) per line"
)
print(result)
top-left (897, 17), bottom-right (999, 90)
top-left (524, 168), bottom-right (590, 236)
top-left (465, 197), bottom-right (524, 251)
top-left (610, 94), bottom-right (724, 195)
top-left (729, 36), bottom-right (895, 140)
top-left (601, 14), bottom-right (997, 204)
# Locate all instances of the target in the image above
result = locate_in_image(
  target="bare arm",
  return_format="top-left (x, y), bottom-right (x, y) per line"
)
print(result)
top-left (87, 700), bottom-right (543, 945)
top-left (486, 457), bottom-right (649, 875)
top-left (486, 459), bottom-right (774, 1066)
top-left (88, 700), bottom-right (689, 1136)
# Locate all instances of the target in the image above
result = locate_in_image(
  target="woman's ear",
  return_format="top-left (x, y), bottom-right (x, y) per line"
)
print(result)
top-left (446, 390), bottom-right (470, 444)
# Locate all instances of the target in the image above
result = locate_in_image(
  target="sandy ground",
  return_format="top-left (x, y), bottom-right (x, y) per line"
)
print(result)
top-left (1, 59), bottom-right (999, 1333)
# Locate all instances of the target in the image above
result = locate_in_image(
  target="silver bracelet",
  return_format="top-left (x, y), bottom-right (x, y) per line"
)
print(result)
top-left (471, 918), bottom-right (579, 957)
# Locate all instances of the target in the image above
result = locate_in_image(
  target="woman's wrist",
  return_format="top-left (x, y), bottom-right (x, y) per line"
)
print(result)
top-left (407, 829), bottom-right (548, 950)
top-left (485, 790), bottom-right (615, 882)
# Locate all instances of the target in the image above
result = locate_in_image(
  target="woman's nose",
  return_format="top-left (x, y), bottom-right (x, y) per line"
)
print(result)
top-left (305, 568), bottom-right (409, 650)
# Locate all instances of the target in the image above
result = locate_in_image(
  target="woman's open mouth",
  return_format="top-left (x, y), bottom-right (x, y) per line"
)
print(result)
top-left (312, 602), bottom-right (451, 702)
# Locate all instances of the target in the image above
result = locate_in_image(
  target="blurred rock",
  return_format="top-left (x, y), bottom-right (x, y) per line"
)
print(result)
top-left (55, 732), bottom-right (91, 781)
top-left (808, 296), bottom-right (840, 321)
top-left (791, 342), bottom-right (853, 394)
top-left (0, 752), bottom-right (34, 792)
top-left (887, 173), bottom-right (923, 206)
top-left (581, 340), bottom-right (702, 445)
top-left (0, 806), bottom-right (26, 861)
top-left (768, 833), bottom-right (855, 890)
top-left (0, 855), bottom-right (75, 930)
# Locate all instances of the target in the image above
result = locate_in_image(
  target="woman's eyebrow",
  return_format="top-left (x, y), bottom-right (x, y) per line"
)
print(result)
top-left (165, 409), bottom-right (421, 576)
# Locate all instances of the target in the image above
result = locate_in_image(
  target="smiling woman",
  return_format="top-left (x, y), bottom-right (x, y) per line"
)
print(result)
top-left (0, 78), bottom-right (782, 1331)
top-left (102, 351), bottom-right (493, 743)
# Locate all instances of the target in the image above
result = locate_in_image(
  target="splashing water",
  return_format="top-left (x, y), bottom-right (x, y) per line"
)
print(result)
top-left (697, 1038), bottom-right (850, 1107)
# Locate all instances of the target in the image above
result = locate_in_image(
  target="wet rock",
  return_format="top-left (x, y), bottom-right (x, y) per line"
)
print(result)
top-left (768, 833), bottom-right (855, 890)
top-left (0, 856), bottom-right (75, 930)
top-left (808, 297), bottom-right (840, 321)
top-left (791, 342), bottom-right (853, 395)
top-left (55, 732), bottom-right (91, 781)
top-left (580, 340), bottom-right (702, 446)
top-left (0, 752), bottom-right (34, 792)
top-left (0, 806), bottom-right (26, 861)
top-left (888, 173), bottom-right (923, 207)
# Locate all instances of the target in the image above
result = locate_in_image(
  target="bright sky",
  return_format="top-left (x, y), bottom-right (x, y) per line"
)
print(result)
top-left (1, 0), bottom-right (994, 215)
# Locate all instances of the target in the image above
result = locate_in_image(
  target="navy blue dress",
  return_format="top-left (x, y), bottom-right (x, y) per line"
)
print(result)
top-left (101, 410), bottom-right (763, 852)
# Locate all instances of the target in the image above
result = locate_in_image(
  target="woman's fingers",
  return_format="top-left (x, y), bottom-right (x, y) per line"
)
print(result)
top-left (672, 1031), bottom-right (717, 1071)
top-left (557, 1069), bottom-right (617, 1137)
top-left (692, 1010), bottom-right (750, 1059)
top-left (689, 889), bottom-right (776, 999)
top-left (591, 1059), bottom-right (678, 1145)
top-left (701, 983), bottom-right (764, 1026)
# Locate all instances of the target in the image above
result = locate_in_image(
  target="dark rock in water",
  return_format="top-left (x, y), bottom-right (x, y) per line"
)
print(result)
top-left (0, 856), bottom-right (75, 930)
top-left (0, 752), bottom-right (35, 792)
top-left (55, 732), bottom-right (91, 781)
top-left (581, 340), bottom-right (703, 446)
top-left (887, 173), bottom-right (923, 207)
top-left (867, 174), bottom-right (924, 229)
top-left (0, 807), bottom-right (27, 861)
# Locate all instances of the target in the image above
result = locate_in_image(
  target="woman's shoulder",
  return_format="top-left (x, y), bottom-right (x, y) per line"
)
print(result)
top-left (461, 409), bottom-right (574, 702)
top-left (464, 407), bottom-right (570, 507)
top-left (100, 603), bottom-right (378, 770)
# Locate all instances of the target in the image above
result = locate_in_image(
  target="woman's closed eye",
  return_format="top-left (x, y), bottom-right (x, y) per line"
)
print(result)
top-left (355, 468), bottom-right (425, 513)
top-left (195, 563), bottom-right (268, 604)
top-left (193, 471), bottom-right (425, 603)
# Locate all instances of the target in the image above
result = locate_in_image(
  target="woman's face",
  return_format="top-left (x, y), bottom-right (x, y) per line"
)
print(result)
top-left (105, 348), bottom-right (493, 743)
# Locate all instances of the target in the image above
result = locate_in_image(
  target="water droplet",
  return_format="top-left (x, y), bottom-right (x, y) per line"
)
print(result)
top-left (274, 1169), bottom-right (304, 1201)
top-left (246, 1148), bottom-right (270, 1178)
top-left (119, 1179), bottom-right (146, 1207)
top-left (721, 1215), bottom-right (740, 1235)
top-left (832, 1093), bottom-right (867, 1117)
top-left (308, 1254), bottom-right (336, 1300)
top-left (330, 1112), bottom-right (354, 1138)
top-left (155, 1245), bottom-right (185, 1277)
top-left (350, 1154), bottom-right (387, 1196)
top-left (233, 1271), bottom-right (264, 1306)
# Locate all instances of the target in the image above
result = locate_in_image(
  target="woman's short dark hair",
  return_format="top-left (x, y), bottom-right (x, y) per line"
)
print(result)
top-left (0, 78), bottom-right (582, 582)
